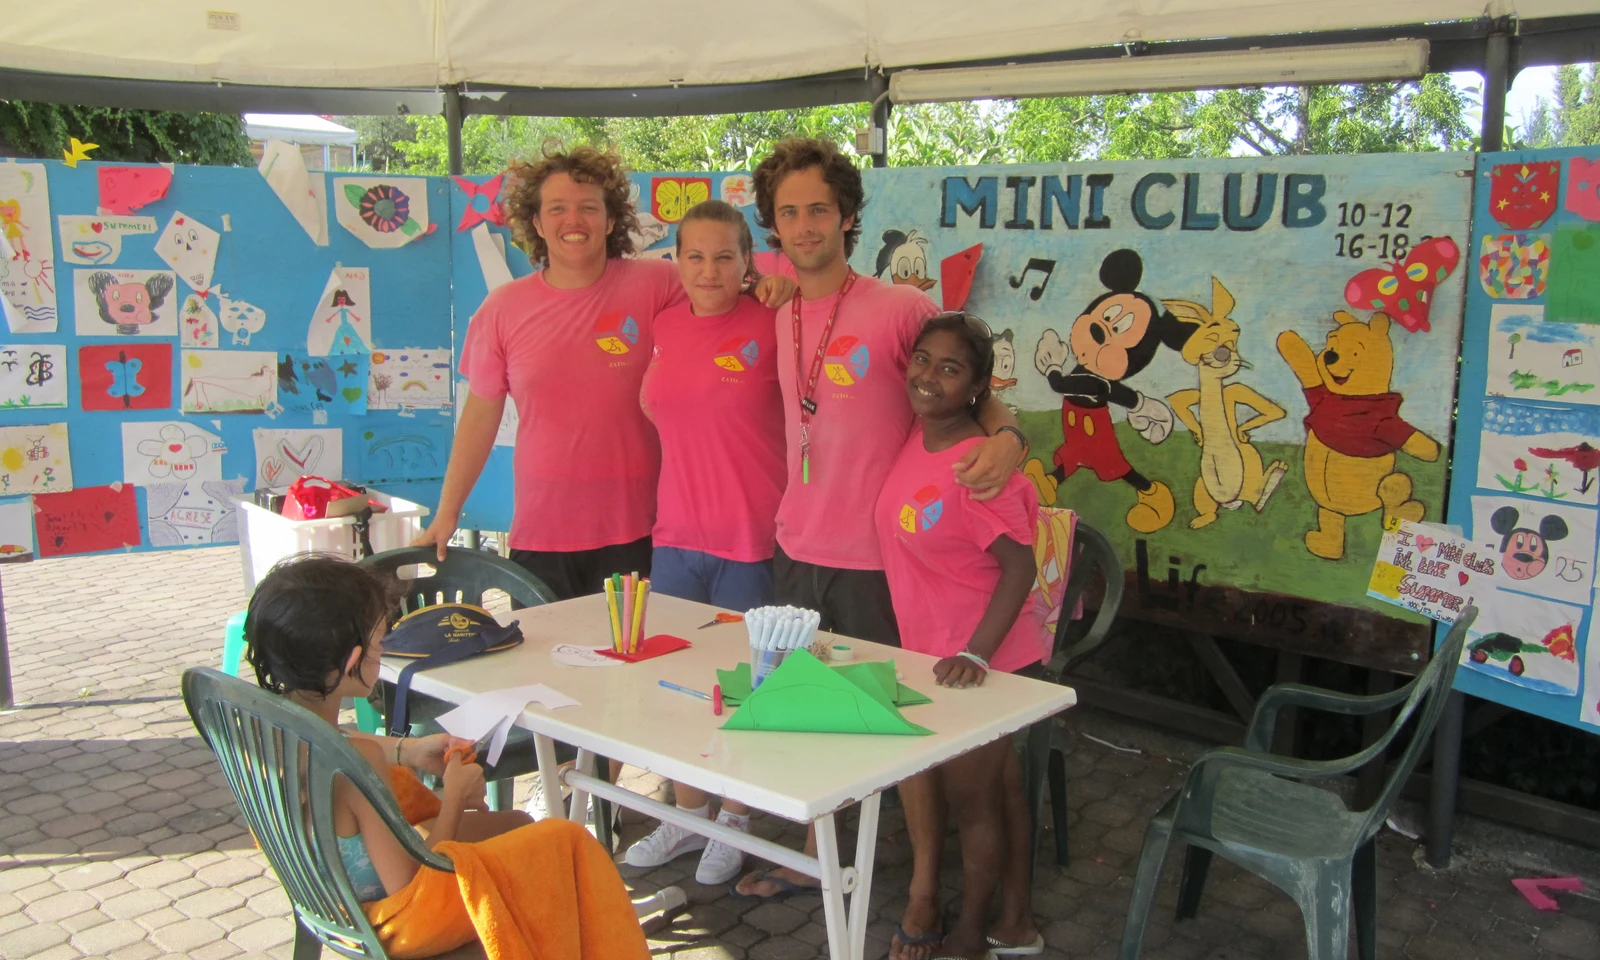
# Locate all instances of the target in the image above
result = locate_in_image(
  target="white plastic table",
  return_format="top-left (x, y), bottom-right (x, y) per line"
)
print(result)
top-left (381, 593), bottom-right (1076, 960)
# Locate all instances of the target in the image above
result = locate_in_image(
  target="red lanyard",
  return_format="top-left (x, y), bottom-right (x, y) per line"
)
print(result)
top-left (792, 270), bottom-right (858, 484)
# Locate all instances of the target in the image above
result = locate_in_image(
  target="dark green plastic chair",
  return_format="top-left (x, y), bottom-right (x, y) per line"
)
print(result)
top-left (359, 547), bottom-right (560, 815)
top-left (182, 666), bottom-right (475, 960)
top-left (1118, 605), bottom-right (1478, 960)
top-left (1022, 520), bottom-right (1125, 870)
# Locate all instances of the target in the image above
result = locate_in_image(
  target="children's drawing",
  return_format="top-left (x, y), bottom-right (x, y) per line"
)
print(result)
top-left (1478, 398), bottom-right (1600, 505)
top-left (74, 269), bottom-right (178, 336)
top-left (307, 266), bottom-right (372, 356)
top-left (121, 421), bottom-right (225, 485)
top-left (1342, 236), bottom-right (1460, 333)
top-left (79, 343), bottom-right (173, 412)
top-left (720, 174), bottom-right (754, 207)
top-left (453, 175), bottom-right (505, 231)
top-left (0, 344), bottom-right (65, 409)
top-left (1367, 518), bottom-right (1483, 622)
top-left (1478, 234), bottom-right (1550, 300)
top-left (181, 350), bottom-right (276, 414)
top-left (1164, 277), bottom-right (1289, 529)
top-left (1023, 249), bottom-right (1192, 534)
top-left (212, 286), bottom-right (267, 346)
top-left (57, 215), bottom-right (156, 266)
top-left (456, 382), bottom-right (518, 446)
top-left (651, 177), bottom-right (710, 223)
top-left (0, 423), bottom-right (71, 495)
top-left (1547, 225), bottom-right (1600, 324)
top-left (0, 163), bottom-right (57, 334)
top-left (368, 348), bottom-right (451, 410)
top-left (154, 211), bottom-right (220, 294)
top-left (258, 140), bottom-right (328, 246)
top-left (0, 498), bottom-right (35, 562)
top-left (33, 483), bottom-right (140, 558)
top-left (1488, 161), bottom-right (1562, 229)
top-left (1278, 311), bottom-right (1440, 560)
top-left (278, 353), bottom-right (368, 415)
top-left (1485, 304), bottom-right (1600, 403)
top-left (358, 421), bottom-right (448, 484)
top-left (627, 209), bottom-right (669, 254)
top-left (334, 177), bottom-right (429, 248)
top-left (144, 478), bottom-right (246, 547)
top-left (1461, 592), bottom-right (1581, 696)
top-left (97, 166), bottom-right (171, 215)
top-left (1471, 495), bottom-right (1598, 605)
top-left (179, 293), bottom-right (219, 349)
top-left (253, 428), bottom-right (342, 488)
top-left (1565, 156), bottom-right (1600, 221)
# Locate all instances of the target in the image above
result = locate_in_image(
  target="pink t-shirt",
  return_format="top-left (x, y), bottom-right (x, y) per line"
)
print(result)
top-left (876, 429), bottom-right (1046, 673)
top-left (641, 296), bottom-right (785, 562)
top-left (759, 255), bottom-right (940, 570)
top-left (460, 258), bottom-right (682, 552)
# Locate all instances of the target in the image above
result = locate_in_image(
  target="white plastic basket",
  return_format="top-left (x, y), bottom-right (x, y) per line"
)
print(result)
top-left (235, 489), bottom-right (430, 592)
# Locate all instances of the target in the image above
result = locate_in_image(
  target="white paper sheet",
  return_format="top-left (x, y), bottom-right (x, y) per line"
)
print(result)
top-left (1581, 615), bottom-right (1600, 730)
top-left (1484, 304), bottom-right (1600, 405)
top-left (455, 379), bottom-right (518, 446)
top-left (368, 348), bottom-right (451, 410)
top-left (0, 497), bottom-right (35, 560)
top-left (1367, 518), bottom-right (1487, 622)
top-left (1470, 495), bottom-right (1600, 605)
top-left (258, 140), bottom-right (328, 246)
top-left (720, 174), bottom-right (755, 207)
top-left (471, 223), bottom-right (513, 290)
top-left (154, 211), bottom-right (220, 294)
top-left (307, 266), bottom-right (372, 356)
top-left (58, 215), bottom-right (156, 266)
top-left (435, 685), bottom-right (581, 766)
top-left (179, 293), bottom-right (219, 349)
top-left (334, 176), bottom-right (429, 249)
top-left (121, 421), bottom-right (225, 484)
top-left (0, 344), bottom-right (65, 409)
top-left (0, 423), bottom-right (71, 495)
top-left (1461, 592), bottom-right (1582, 696)
top-left (0, 163), bottom-right (57, 334)
top-left (181, 350), bottom-right (277, 414)
top-left (252, 427), bottom-right (342, 487)
top-left (74, 268), bottom-right (179, 337)
top-left (550, 643), bottom-right (624, 667)
top-left (144, 478), bottom-right (246, 547)
top-left (213, 287), bottom-right (267, 347)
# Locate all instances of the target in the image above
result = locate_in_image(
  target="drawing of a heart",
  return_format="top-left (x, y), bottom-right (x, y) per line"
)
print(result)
top-left (260, 457), bottom-right (286, 486)
top-left (90, 222), bottom-right (103, 233)
top-left (168, 443), bottom-right (184, 453)
top-left (342, 387), bottom-right (363, 403)
top-left (1416, 535), bottom-right (1435, 553)
top-left (1458, 572), bottom-right (1469, 585)
top-left (279, 436), bottom-right (323, 472)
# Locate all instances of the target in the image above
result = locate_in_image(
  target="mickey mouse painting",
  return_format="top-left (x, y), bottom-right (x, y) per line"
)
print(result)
top-left (1491, 505), bottom-right (1568, 580)
top-left (1027, 249), bottom-right (1197, 533)
top-left (87, 271), bottom-right (175, 336)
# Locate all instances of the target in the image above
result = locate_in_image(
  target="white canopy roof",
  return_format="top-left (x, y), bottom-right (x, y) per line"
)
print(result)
top-left (242, 114), bottom-right (356, 145)
top-left (1, 0), bottom-right (1595, 91)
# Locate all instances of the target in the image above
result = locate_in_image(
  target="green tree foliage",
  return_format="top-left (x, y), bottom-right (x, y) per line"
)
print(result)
top-left (1514, 64), bottom-right (1600, 148)
top-left (0, 102), bottom-right (250, 165)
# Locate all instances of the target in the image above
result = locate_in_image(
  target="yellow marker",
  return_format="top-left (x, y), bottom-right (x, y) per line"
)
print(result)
top-left (630, 579), bottom-right (647, 654)
top-left (604, 578), bottom-right (623, 652)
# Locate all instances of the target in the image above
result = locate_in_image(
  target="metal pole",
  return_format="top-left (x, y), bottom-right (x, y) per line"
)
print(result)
top-left (0, 567), bottom-right (11, 709)
top-left (444, 83), bottom-right (465, 176)
top-left (1481, 29), bottom-right (1511, 152)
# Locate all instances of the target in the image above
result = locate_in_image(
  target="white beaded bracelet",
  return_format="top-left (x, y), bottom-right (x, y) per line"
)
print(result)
top-left (957, 650), bottom-right (989, 671)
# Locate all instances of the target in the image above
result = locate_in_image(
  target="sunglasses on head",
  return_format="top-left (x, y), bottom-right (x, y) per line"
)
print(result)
top-left (929, 310), bottom-right (994, 340)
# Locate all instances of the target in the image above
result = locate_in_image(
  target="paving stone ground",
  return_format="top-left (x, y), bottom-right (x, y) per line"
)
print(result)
top-left (2, 546), bottom-right (1598, 959)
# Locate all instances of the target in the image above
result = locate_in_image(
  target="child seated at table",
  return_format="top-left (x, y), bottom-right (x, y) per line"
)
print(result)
top-left (244, 555), bottom-right (649, 959)
top-left (875, 313), bottom-right (1045, 960)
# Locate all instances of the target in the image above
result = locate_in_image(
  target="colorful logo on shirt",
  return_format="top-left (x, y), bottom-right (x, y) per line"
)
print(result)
top-left (824, 335), bottom-right (870, 386)
top-left (898, 485), bottom-right (943, 534)
top-left (595, 313), bottom-right (640, 355)
top-left (713, 337), bottom-right (760, 373)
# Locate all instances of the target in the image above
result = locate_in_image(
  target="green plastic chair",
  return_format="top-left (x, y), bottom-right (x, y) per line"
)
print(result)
top-left (1022, 520), bottom-right (1125, 869)
top-left (182, 665), bottom-right (466, 960)
top-left (1118, 605), bottom-right (1478, 960)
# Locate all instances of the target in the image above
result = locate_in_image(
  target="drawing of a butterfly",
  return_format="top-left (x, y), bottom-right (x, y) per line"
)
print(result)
top-left (104, 351), bottom-right (146, 408)
top-left (1343, 236), bottom-right (1460, 334)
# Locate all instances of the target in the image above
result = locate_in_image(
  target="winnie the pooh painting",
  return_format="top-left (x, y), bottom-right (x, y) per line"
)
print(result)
top-left (1277, 311), bottom-right (1441, 560)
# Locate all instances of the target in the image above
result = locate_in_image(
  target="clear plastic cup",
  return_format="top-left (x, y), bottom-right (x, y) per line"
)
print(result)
top-left (751, 643), bottom-right (790, 689)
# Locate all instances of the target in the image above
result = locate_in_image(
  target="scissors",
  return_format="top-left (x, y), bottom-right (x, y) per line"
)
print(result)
top-left (697, 612), bottom-right (744, 629)
top-left (442, 729), bottom-right (496, 767)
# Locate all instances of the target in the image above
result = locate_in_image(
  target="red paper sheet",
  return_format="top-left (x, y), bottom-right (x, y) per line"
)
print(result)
top-left (34, 484), bottom-right (142, 558)
top-left (78, 344), bottom-right (173, 411)
top-left (98, 166), bottom-right (173, 215)
top-left (595, 635), bottom-right (691, 663)
top-left (941, 243), bottom-right (983, 311)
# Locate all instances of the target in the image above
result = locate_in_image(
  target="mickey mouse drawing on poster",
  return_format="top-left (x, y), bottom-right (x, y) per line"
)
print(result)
top-left (1026, 249), bottom-right (1196, 533)
top-left (1491, 504), bottom-right (1568, 580)
top-left (87, 270), bottom-right (175, 336)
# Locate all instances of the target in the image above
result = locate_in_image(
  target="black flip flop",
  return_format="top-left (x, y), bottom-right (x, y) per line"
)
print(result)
top-left (892, 921), bottom-right (944, 957)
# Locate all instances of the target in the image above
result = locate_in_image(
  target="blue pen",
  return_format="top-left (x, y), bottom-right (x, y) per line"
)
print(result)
top-left (658, 680), bottom-right (712, 701)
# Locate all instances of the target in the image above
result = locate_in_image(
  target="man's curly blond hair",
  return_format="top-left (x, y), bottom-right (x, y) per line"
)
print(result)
top-left (501, 142), bottom-right (640, 265)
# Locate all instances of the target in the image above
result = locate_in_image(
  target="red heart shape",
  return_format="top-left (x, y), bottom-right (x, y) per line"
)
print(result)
top-left (175, 217), bottom-right (185, 225)
top-left (90, 222), bottom-right (103, 233)
top-left (168, 443), bottom-right (183, 453)
top-left (1458, 572), bottom-right (1469, 585)
top-left (1415, 535), bottom-right (1435, 553)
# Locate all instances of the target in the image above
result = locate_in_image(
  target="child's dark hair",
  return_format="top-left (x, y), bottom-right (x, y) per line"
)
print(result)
top-left (244, 555), bottom-right (398, 697)
top-left (915, 311), bottom-right (996, 415)
top-left (676, 199), bottom-right (761, 287)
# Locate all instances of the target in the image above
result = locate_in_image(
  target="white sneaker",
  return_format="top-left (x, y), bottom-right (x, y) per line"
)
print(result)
top-left (695, 837), bottom-right (747, 885)
top-left (524, 778), bottom-right (568, 821)
top-left (625, 819), bottom-right (709, 868)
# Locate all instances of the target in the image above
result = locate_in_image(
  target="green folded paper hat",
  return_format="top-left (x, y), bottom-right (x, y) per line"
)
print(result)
top-left (716, 659), bottom-right (932, 709)
top-left (720, 649), bottom-right (933, 736)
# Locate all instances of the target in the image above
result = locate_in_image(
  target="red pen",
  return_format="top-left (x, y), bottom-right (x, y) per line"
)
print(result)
top-left (712, 684), bottom-right (724, 716)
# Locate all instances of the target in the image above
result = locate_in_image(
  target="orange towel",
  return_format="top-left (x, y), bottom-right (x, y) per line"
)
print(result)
top-left (363, 767), bottom-right (649, 960)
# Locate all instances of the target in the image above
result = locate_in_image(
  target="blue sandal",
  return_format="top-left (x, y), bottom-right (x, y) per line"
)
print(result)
top-left (728, 870), bottom-right (820, 902)
top-left (892, 922), bottom-right (944, 955)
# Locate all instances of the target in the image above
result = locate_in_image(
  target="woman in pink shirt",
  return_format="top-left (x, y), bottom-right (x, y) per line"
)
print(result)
top-left (875, 312), bottom-right (1044, 960)
top-left (625, 200), bottom-right (786, 886)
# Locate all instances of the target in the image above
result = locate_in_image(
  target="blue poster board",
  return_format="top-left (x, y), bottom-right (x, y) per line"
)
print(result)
top-left (1444, 147), bottom-right (1600, 731)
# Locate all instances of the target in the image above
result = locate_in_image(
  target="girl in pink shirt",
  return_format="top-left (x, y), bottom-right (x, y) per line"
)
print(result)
top-left (875, 312), bottom-right (1043, 960)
